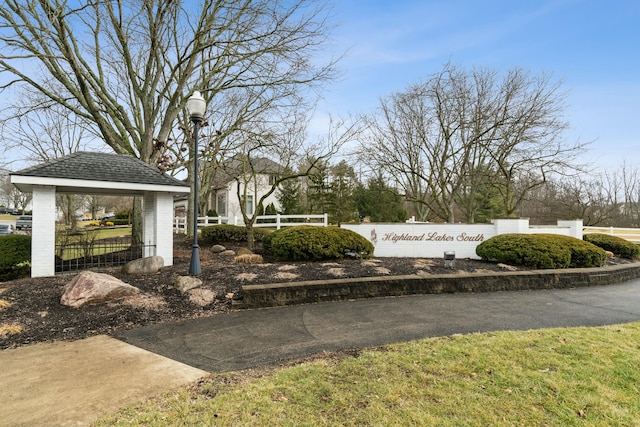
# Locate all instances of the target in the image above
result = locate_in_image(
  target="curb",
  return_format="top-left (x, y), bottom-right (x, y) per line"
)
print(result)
top-left (235, 262), bottom-right (640, 309)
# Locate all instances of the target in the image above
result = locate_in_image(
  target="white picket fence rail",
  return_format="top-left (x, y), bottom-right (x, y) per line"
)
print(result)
top-left (173, 213), bottom-right (328, 234)
top-left (583, 226), bottom-right (640, 244)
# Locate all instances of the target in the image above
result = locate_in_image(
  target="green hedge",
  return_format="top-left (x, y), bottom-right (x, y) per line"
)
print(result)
top-left (552, 234), bottom-right (607, 268)
top-left (476, 233), bottom-right (606, 269)
top-left (0, 235), bottom-right (31, 281)
top-left (264, 226), bottom-right (374, 261)
top-left (583, 233), bottom-right (640, 259)
top-left (200, 224), bottom-right (269, 244)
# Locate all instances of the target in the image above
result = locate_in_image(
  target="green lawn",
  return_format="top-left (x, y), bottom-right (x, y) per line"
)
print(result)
top-left (96, 322), bottom-right (640, 426)
top-left (56, 226), bottom-right (132, 260)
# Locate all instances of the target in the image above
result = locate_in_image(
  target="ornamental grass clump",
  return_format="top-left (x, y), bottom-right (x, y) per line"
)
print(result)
top-left (476, 233), bottom-right (606, 269)
top-left (265, 226), bottom-right (374, 261)
top-left (584, 233), bottom-right (640, 259)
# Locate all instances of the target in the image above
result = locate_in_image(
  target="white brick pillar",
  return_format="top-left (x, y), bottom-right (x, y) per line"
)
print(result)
top-left (558, 219), bottom-right (583, 239)
top-left (492, 218), bottom-right (530, 235)
top-left (156, 193), bottom-right (175, 266)
top-left (142, 192), bottom-right (175, 266)
top-left (142, 192), bottom-right (157, 258)
top-left (31, 185), bottom-right (56, 277)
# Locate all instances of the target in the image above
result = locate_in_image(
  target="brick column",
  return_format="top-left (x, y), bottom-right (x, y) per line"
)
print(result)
top-left (142, 192), bottom-right (175, 266)
top-left (156, 193), bottom-right (175, 266)
top-left (31, 185), bottom-right (56, 277)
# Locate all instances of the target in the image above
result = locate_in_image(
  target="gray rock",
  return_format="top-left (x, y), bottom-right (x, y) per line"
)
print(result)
top-left (121, 256), bottom-right (164, 275)
top-left (61, 271), bottom-right (140, 308)
top-left (220, 249), bottom-right (236, 258)
top-left (174, 276), bottom-right (203, 293)
top-left (211, 244), bottom-right (226, 253)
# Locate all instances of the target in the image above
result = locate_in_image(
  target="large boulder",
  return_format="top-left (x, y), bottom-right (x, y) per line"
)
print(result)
top-left (121, 256), bottom-right (164, 275)
top-left (61, 271), bottom-right (140, 308)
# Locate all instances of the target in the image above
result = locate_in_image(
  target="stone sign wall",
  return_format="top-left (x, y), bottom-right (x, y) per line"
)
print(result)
top-left (341, 218), bottom-right (583, 259)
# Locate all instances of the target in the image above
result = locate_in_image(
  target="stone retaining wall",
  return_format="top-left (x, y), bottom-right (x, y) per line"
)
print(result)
top-left (235, 263), bottom-right (640, 309)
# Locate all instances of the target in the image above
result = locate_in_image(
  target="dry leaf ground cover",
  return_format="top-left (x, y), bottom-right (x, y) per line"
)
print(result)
top-left (1, 234), bottom-right (533, 350)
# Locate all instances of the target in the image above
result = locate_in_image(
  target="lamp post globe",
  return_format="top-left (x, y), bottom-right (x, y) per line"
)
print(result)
top-left (187, 91), bottom-right (206, 276)
top-left (186, 91), bottom-right (206, 119)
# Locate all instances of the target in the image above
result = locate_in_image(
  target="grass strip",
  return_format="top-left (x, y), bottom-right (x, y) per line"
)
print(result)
top-left (96, 322), bottom-right (640, 426)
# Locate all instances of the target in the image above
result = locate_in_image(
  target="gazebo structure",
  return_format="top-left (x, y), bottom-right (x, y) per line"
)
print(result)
top-left (10, 152), bottom-right (190, 277)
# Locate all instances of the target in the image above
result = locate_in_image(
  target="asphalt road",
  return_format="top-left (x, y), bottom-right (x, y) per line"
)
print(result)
top-left (119, 278), bottom-right (640, 373)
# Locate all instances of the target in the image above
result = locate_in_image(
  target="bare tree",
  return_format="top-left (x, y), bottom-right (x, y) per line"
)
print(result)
top-left (359, 63), bottom-right (585, 223)
top-left (1, 89), bottom-right (99, 163)
top-left (486, 69), bottom-right (587, 217)
top-left (0, 171), bottom-right (26, 209)
top-left (224, 114), bottom-right (359, 249)
top-left (1, 90), bottom-right (100, 230)
top-left (359, 89), bottom-right (437, 222)
top-left (599, 163), bottom-right (640, 227)
top-left (557, 177), bottom-right (617, 226)
top-left (0, 0), bottom-right (339, 238)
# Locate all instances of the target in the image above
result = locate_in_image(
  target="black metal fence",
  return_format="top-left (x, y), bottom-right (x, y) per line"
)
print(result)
top-left (55, 237), bottom-right (155, 273)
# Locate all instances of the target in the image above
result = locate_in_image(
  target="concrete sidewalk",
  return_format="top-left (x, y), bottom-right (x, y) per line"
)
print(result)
top-left (4, 279), bottom-right (640, 426)
top-left (0, 335), bottom-right (207, 427)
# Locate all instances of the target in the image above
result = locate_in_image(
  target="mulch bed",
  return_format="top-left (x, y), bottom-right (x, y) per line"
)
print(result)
top-left (0, 235), bottom-right (628, 350)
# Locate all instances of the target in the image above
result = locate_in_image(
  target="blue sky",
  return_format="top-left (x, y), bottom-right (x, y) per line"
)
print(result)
top-left (313, 0), bottom-right (639, 170)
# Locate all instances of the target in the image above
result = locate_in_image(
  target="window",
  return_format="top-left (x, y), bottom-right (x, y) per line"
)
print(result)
top-left (245, 195), bottom-right (254, 215)
top-left (216, 193), bottom-right (227, 216)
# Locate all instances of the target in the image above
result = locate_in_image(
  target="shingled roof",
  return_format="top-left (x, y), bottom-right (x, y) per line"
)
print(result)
top-left (211, 155), bottom-right (284, 189)
top-left (10, 151), bottom-right (189, 195)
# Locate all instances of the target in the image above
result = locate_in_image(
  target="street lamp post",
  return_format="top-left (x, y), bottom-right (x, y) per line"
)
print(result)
top-left (187, 91), bottom-right (206, 276)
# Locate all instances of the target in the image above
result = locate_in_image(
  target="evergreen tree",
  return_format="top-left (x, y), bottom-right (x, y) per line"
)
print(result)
top-left (330, 160), bottom-right (358, 224)
top-left (277, 176), bottom-right (303, 215)
top-left (306, 159), bottom-right (334, 214)
top-left (354, 175), bottom-right (407, 222)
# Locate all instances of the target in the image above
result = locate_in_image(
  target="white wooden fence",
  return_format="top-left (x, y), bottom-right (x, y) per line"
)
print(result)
top-left (583, 226), bottom-right (640, 244)
top-left (173, 213), bottom-right (328, 234)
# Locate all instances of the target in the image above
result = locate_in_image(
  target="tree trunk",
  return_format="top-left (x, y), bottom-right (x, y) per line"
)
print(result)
top-left (246, 224), bottom-right (255, 251)
top-left (131, 197), bottom-right (143, 245)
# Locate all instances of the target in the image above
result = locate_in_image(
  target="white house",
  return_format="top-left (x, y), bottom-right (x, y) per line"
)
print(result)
top-left (175, 156), bottom-right (282, 223)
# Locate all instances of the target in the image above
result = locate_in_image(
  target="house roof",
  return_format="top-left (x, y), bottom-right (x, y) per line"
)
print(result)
top-left (10, 151), bottom-right (190, 195)
top-left (212, 156), bottom-right (283, 189)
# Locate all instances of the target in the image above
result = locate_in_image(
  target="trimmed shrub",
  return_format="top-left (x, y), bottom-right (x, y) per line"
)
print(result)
top-left (114, 210), bottom-right (132, 220)
top-left (476, 234), bottom-right (571, 269)
top-left (551, 234), bottom-right (606, 268)
top-left (0, 235), bottom-right (32, 281)
top-left (584, 233), bottom-right (640, 259)
top-left (200, 224), bottom-right (269, 244)
top-left (476, 233), bottom-right (606, 269)
top-left (261, 228), bottom-right (277, 252)
top-left (266, 226), bottom-right (374, 261)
